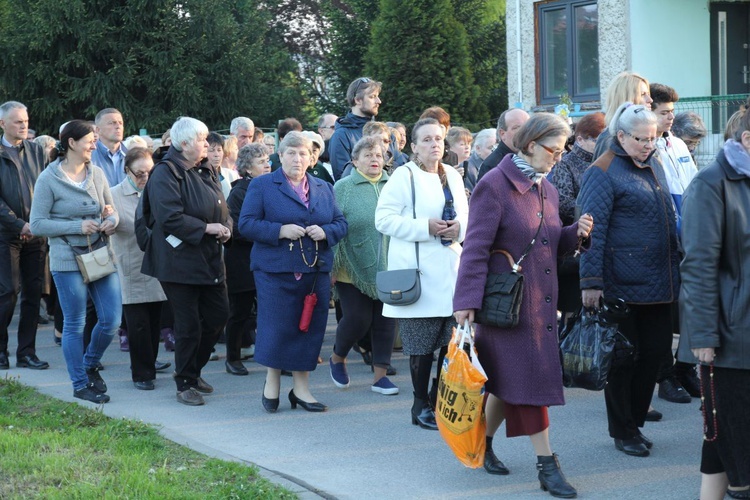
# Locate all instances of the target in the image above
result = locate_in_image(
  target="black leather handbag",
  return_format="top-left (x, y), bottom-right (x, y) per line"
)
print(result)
top-left (474, 252), bottom-right (525, 328)
top-left (475, 186), bottom-right (545, 328)
top-left (376, 167), bottom-right (422, 306)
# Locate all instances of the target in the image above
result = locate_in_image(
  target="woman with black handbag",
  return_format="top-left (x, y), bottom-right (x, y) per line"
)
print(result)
top-left (453, 113), bottom-right (592, 499)
top-left (30, 120), bottom-right (121, 404)
top-left (578, 103), bottom-right (681, 459)
top-left (375, 118), bottom-right (469, 431)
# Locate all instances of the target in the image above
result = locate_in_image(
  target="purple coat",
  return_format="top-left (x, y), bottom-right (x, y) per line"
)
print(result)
top-left (454, 155), bottom-right (580, 406)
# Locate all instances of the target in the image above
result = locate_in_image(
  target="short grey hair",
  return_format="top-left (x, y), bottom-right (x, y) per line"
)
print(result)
top-left (351, 136), bottom-right (385, 161)
top-left (230, 117), bottom-right (254, 135)
top-left (0, 101), bottom-right (27, 121)
top-left (513, 112), bottom-right (571, 155)
top-left (317, 113), bottom-right (336, 128)
top-left (94, 108), bottom-right (122, 124)
top-left (672, 111), bottom-right (707, 141)
top-left (473, 128), bottom-right (496, 151)
top-left (609, 102), bottom-right (657, 137)
top-left (170, 117), bottom-right (209, 151)
top-left (278, 131), bottom-right (312, 156)
top-left (34, 135), bottom-right (56, 150)
top-left (236, 143), bottom-right (269, 176)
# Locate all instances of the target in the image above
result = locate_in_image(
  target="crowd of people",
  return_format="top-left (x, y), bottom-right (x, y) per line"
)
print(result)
top-left (0, 70), bottom-right (748, 499)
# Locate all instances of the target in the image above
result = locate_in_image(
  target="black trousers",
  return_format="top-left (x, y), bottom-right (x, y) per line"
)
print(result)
top-left (0, 237), bottom-right (45, 357)
top-left (160, 282), bottom-right (229, 391)
top-left (656, 302), bottom-right (696, 381)
top-left (699, 366), bottom-right (750, 486)
top-left (333, 282), bottom-right (396, 368)
top-left (605, 303), bottom-right (673, 439)
top-left (124, 301), bottom-right (164, 382)
top-left (226, 290), bottom-right (256, 362)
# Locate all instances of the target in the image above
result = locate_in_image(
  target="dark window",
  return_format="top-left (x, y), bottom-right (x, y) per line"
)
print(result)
top-left (537, 0), bottom-right (599, 104)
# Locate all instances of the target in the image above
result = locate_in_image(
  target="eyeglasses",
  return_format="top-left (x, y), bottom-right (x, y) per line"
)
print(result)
top-left (625, 132), bottom-right (656, 146)
top-left (351, 77), bottom-right (371, 97)
top-left (128, 168), bottom-right (150, 180)
top-left (537, 143), bottom-right (564, 160)
top-left (682, 138), bottom-right (701, 150)
top-left (319, 125), bottom-right (335, 130)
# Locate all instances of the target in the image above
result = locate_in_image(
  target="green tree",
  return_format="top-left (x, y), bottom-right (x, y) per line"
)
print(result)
top-left (365, 0), bottom-right (484, 126)
top-left (451, 0), bottom-right (508, 124)
top-left (0, 0), bottom-right (306, 135)
top-left (319, 0), bottom-right (379, 114)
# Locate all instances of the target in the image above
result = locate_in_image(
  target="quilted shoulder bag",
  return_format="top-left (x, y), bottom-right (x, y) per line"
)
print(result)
top-left (475, 185), bottom-right (545, 328)
top-left (376, 167), bottom-right (421, 306)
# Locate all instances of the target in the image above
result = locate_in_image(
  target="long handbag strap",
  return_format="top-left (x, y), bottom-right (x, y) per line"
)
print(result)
top-left (490, 184), bottom-right (545, 272)
top-left (377, 166), bottom-right (419, 269)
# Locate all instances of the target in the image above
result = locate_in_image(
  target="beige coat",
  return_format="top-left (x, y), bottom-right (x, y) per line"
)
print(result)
top-left (110, 179), bottom-right (167, 304)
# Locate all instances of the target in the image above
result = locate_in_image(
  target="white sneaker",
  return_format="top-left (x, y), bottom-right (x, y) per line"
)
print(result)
top-left (240, 345), bottom-right (255, 360)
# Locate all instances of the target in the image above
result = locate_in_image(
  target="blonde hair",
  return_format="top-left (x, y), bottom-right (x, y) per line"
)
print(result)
top-left (123, 135), bottom-right (148, 150)
top-left (446, 127), bottom-right (472, 147)
top-left (363, 121), bottom-right (390, 137)
top-left (604, 72), bottom-right (650, 125)
top-left (223, 135), bottom-right (238, 158)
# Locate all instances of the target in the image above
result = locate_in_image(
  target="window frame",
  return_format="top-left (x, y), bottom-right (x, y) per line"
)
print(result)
top-left (536, 0), bottom-right (600, 104)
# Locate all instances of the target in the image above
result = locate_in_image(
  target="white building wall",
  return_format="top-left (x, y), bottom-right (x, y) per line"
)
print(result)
top-left (506, 0), bottom-right (539, 108)
top-left (629, 0), bottom-right (711, 98)
top-left (507, 0), bottom-right (713, 110)
top-left (597, 0), bottom-right (630, 104)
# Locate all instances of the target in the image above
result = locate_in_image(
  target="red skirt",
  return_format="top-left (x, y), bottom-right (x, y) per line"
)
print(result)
top-left (503, 401), bottom-right (549, 438)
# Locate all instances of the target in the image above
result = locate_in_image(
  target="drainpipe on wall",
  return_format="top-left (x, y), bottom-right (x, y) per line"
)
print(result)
top-left (516, 0), bottom-right (523, 107)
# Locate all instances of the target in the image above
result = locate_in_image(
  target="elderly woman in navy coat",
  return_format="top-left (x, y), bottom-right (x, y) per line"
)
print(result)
top-left (239, 132), bottom-right (347, 413)
top-left (454, 113), bottom-right (592, 499)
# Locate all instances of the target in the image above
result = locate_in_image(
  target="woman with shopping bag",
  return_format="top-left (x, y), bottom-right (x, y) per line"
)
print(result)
top-left (454, 113), bottom-right (592, 499)
top-left (436, 321), bottom-right (487, 469)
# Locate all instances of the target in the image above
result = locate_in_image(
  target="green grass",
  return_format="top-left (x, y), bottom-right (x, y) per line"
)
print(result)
top-left (0, 376), bottom-right (296, 499)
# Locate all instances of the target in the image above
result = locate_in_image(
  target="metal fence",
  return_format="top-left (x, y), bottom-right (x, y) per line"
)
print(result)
top-left (674, 93), bottom-right (749, 168)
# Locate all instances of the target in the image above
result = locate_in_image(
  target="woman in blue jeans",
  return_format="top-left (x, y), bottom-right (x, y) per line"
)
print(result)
top-left (30, 120), bottom-right (121, 403)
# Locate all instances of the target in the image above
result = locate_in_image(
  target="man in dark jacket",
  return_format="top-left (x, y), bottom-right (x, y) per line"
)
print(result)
top-left (0, 101), bottom-right (49, 370)
top-left (476, 108), bottom-right (529, 183)
top-left (328, 77), bottom-right (382, 180)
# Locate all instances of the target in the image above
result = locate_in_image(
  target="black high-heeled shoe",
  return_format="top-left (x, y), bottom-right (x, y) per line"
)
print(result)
top-left (262, 382), bottom-right (279, 413)
top-left (288, 389), bottom-right (327, 412)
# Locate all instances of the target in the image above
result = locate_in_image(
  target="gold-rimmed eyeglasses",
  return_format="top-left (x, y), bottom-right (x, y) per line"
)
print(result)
top-left (537, 143), bottom-right (564, 160)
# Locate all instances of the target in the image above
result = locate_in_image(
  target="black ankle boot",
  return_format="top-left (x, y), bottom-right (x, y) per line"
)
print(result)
top-left (428, 377), bottom-right (438, 409)
top-left (536, 454), bottom-right (577, 498)
top-left (411, 393), bottom-right (438, 430)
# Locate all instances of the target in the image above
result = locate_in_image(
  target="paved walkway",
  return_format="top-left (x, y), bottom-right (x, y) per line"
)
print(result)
top-left (6, 312), bottom-right (704, 499)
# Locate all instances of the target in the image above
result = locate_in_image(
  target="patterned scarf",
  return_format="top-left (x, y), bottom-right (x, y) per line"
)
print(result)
top-left (512, 154), bottom-right (546, 184)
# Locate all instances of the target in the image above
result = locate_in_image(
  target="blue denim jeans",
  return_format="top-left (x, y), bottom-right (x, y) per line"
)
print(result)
top-left (52, 271), bottom-right (122, 390)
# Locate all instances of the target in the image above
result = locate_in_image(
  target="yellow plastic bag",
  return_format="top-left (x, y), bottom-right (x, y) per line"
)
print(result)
top-left (436, 321), bottom-right (488, 468)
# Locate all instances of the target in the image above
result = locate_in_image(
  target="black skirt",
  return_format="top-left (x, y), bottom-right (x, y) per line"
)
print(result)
top-left (699, 365), bottom-right (750, 486)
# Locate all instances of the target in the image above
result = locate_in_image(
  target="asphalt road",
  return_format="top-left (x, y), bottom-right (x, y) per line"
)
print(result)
top-left (4, 311), bottom-right (704, 499)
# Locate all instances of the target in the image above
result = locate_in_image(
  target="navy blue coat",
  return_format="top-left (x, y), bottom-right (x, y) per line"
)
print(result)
top-left (238, 168), bottom-right (347, 273)
top-left (577, 142), bottom-right (680, 304)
